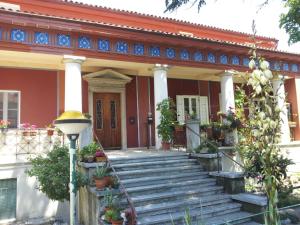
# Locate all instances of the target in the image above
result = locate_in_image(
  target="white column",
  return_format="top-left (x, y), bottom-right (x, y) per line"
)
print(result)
top-left (63, 55), bottom-right (86, 112)
top-left (273, 75), bottom-right (290, 143)
top-left (220, 70), bottom-right (235, 113)
top-left (220, 71), bottom-right (238, 145)
top-left (154, 64), bottom-right (169, 150)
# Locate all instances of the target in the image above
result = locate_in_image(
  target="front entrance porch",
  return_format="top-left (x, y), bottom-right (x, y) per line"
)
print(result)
top-left (0, 49), bottom-right (299, 150)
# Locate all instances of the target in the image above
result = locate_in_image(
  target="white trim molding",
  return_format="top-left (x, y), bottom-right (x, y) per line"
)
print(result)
top-left (83, 69), bottom-right (132, 150)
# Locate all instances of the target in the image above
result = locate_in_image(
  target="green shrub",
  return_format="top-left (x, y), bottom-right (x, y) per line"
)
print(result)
top-left (27, 145), bottom-right (88, 201)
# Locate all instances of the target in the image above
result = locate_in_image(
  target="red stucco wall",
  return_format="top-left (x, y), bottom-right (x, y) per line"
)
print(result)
top-left (168, 78), bottom-right (199, 100)
top-left (126, 76), bottom-right (139, 147)
top-left (209, 81), bottom-right (221, 121)
top-left (0, 68), bottom-right (57, 127)
top-left (285, 78), bottom-right (300, 140)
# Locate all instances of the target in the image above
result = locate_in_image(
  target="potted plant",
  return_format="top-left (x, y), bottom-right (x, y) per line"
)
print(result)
top-left (80, 142), bottom-right (100, 163)
top-left (0, 120), bottom-right (10, 133)
top-left (110, 208), bottom-right (123, 225)
top-left (46, 124), bottom-right (55, 136)
top-left (93, 164), bottom-right (110, 190)
top-left (156, 98), bottom-right (176, 150)
top-left (21, 123), bottom-right (37, 136)
top-left (95, 150), bottom-right (106, 162)
top-left (105, 209), bottom-right (114, 223)
top-left (103, 189), bottom-right (121, 212)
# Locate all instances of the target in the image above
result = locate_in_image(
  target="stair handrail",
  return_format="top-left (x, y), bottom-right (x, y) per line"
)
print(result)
top-left (93, 132), bottom-right (137, 225)
top-left (185, 125), bottom-right (245, 172)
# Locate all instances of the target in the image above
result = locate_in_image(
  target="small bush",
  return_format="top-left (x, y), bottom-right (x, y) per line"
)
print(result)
top-left (27, 145), bottom-right (88, 201)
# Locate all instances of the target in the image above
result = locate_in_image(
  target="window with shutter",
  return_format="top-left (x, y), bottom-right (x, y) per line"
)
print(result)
top-left (0, 91), bottom-right (20, 128)
top-left (176, 95), bottom-right (209, 124)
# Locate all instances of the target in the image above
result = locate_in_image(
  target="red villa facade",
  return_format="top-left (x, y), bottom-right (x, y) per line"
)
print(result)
top-left (0, 0), bottom-right (299, 149)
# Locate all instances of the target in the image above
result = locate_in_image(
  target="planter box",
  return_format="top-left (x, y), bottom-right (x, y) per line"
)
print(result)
top-left (190, 153), bottom-right (222, 172)
top-left (232, 193), bottom-right (267, 223)
top-left (209, 171), bottom-right (245, 194)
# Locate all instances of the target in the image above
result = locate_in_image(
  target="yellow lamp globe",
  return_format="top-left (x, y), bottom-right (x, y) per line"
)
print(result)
top-left (54, 111), bottom-right (91, 135)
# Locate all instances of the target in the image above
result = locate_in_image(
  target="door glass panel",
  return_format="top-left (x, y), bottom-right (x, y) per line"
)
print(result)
top-left (96, 100), bottom-right (103, 129)
top-left (191, 98), bottom-right (197, 115)
top-left (184, 98), bottom-right (189, 115)
top-left (111, 100), bottom-right (116, 129)
top-left (7, 110), bottom-right (17, 128)
top-left (0, 93), bottom-right (3, 110)
top-left (7, 93), bottom-right (18, 110)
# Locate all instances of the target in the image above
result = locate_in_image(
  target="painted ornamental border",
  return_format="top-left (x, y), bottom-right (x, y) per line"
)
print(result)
top-left (0, 27), bottom-right (299, 73)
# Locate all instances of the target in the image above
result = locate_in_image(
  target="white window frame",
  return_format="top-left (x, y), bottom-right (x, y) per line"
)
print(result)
top-left (176, 95), bottom-right (209, 124)
top-left (0, 90), bottom-right (21, 128)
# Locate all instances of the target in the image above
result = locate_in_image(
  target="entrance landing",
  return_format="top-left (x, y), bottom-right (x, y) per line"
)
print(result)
top-left (105, 149), bottom-right (187, 160)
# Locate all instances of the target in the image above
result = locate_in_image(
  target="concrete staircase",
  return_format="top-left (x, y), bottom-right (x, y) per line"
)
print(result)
top-left (109, 152), bottom-right (261, 225)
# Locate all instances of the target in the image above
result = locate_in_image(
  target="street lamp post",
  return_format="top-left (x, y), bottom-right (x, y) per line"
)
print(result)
top-left (54, 111), bottom-right (91, 225)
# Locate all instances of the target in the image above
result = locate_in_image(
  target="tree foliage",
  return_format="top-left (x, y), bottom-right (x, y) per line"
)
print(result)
top-left (280, 0), bottom-right (300, 44)
top-left (27, 145), bottom-right (88, 202)
top-left (165, 0), bottom-right (206, 12)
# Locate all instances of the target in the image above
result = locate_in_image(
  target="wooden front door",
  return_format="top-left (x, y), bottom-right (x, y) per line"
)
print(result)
top-left (93, 93), bottom-right (121, 149)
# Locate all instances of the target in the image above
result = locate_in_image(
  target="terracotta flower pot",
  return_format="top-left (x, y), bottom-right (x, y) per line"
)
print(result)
top-left (47, 129), bottom-right (54, 136)
top-left (175, 125), bottom-right (184, 132)
top-left (96, 156), bottom-right (107, 162)
top-left (111, 219), bottom-right (123, 225)
top-left (94, 177), bottom-right (108, 190)
top-left (85, 155), bottom-right (95, 163)
top-left (161, 141), bottom-right (171, 150)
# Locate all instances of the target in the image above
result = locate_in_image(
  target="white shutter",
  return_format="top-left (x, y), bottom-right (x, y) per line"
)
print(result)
top-left (199, 96), bottom-right (209, 124)
top-left (176, 95), bottom-right (185, 124)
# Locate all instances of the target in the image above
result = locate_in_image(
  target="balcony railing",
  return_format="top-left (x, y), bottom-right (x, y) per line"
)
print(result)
top-left (0, 128), bottom-right (65, 163)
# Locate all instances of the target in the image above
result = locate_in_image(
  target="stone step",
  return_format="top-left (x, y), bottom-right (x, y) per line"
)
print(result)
top-left (122, 171), bottom-right (209, 188)
top-left (136, 194), bottom-right (232, 218)
top-left (202, 211), bottom-right (255, 225)
top-left (114, 165), bottom-right (203, 179)
top-left (240, 222), bottom-right (262, 225)
top-left (129, 186), bottom-right (224, 207)
top-left (137, 202), bottom-right (242, 225)
top-left (126, 178), bottom-right (217, 196)
top-left (112, 158), bottom-right (199, 171)
top-left (109, 153), bottom-right (188, 165)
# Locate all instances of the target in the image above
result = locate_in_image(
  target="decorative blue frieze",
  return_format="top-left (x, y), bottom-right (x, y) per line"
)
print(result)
top-left (57, 34), bottom-right (71, 47)
top-left (0, 29), bottom-right (2, 40)
top-left (34, 32), bottom-right (49, 45)
top-left (283, 63), bottom-right (289, 71)
top-left (78, 36), bottom-right (91, 49)
top-left (98, 39), bottom-right (110, 52)
top-left (116, 41), bottom-right (128, 53)
top-left (134, 44), bottom-right (144, 55)
top-left (207, 53), bottom-right (216, 63)
top-left (180, 49), bottom-right (189, 60)
top-left (166, 48), bottom-right (176, 59)
top-left (194, 51), bottom-right (203, 61)
top-left (220, 55), bottom-right (228, 64)
top-left (231, 56), bottom-right (240, 65)
top-left (291, 64), bottom-right (299, 72)
top-left (273, 62), bottom-right (281, 71)
top-left (243, 58), bottom-right (250, 67)
top-left (149, 46), bottom-right (160, 57)
top-left (11, 29), bottom-right (26, 42)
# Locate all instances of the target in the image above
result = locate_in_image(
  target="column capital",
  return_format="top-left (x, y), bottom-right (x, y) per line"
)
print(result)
top-left (63, 55), bottom-right (86, 64)
top-left (220, 70), bottom-right (235, 77)
top-left (272, 74), bottom-right (287, 81)
top-left (153, 64), bottom-right (169, 72)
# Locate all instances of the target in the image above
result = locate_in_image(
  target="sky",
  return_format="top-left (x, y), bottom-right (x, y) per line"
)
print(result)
top-left (77, 0), bottom-right (300, 54)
